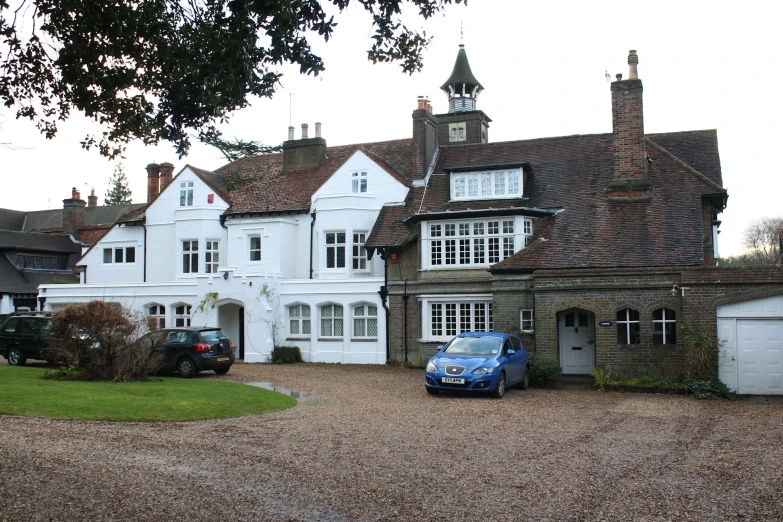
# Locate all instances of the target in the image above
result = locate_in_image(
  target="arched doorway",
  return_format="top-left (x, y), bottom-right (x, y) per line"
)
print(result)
top-left (217, 302), bottom-right (245, 360)
top-left (558, 308), bottom-right (595, 375)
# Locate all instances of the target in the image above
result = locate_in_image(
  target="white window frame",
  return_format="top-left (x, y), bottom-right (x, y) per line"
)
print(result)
top-left (352, 304), bottom-right (378, 339)
top-left (652, 308), bottom-right (677, 345)
top-left (420, 295), bottom-right (493, 342)
top-left (450, 168), bottom-right (522, 201)
top-left (325, 231), bottom-right (346, 270)
top-left (320, 303), bottom-right (344, 338)
top-left (249, 236), bottom-right (261, 262)
top-left (617, 308), bottom-right (641, 345)
top-left (351, 171), bottom-right (368, 193)
top-left (174, 304), bottom-right (192, 327)
top-left (102, 246), bottom-right (135, 264)
top-left (148, 304), bottom-right (166, 328)
top-left (205, 240), bottom-right (219, 273)
top-left (421, 217), bottom-right (532, 269)
top-left (180, 181), bottom-right (194, 206)
top-left (352, 231), bottom-right (369, 272)
top-left (288, 303), bottom-right (311, 338)
top-left (520, 309), bottom-right (534, 333)
top-left (182, 240), bottom-right (198, 274)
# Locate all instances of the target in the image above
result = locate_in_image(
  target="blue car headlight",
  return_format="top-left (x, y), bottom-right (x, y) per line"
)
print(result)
top-left (426, 361), bottom-right (438, 372)
top-left (472, 367), bottom-right (496, 375)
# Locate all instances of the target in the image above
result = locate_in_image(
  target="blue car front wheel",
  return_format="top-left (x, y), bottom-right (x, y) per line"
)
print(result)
top-left (425, 386), bottom-right (439, 395)
top-left (492, 371), bottom-right (506, 399)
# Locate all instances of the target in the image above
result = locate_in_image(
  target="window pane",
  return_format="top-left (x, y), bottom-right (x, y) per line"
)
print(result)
top-left (494, 172), bottom-right (505, 195)
top-left (368, 306), bottom-right (377, 316)
top-left (360, 179), bottom-right (367, 192)
top-left (368, 319), bottom-right (377, 337)
top-left (336, 246), bottom-right (345, 268)
top-left (302, 305), bottom-right (310, 317)
top-left (322, 319), bottom-right (332, 336)
top-left (289, 305), bottom-right (300, 317)
top-left (322, 305), bottom-right (332, 318)
top-left (334, 319), bottom-right (343, 337)
top-left (187, 190), bottom-right (193, 206)
top-left (352, 179), bottom-right (358, 193)
top-left (104, 249), bottom-right (112, 263)
top-left (354, 319), bottom-right (365, 337)
top-left (125, 247), bottom-right (135, 263)
top-left (290, 320), bottom-right (300, 335)
top-left (303, 319), bottom-right (311, 334)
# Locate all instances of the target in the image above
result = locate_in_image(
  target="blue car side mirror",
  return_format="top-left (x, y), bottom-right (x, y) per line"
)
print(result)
top-left (436, 345), bottom-right (444, 352)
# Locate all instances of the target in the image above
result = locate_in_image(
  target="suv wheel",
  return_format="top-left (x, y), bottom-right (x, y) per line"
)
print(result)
top-left (177, 357), bottom-right (197, 378)
top-left (8, 347), bottom-right (26, 366)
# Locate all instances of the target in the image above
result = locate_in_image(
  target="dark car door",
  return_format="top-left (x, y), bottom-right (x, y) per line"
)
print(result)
top-left (17, 318), bottom-right (39, 356)
top-left (165, 330), bottom-right (192, 365)
top-left (0, 317), bottom-right (21, 354)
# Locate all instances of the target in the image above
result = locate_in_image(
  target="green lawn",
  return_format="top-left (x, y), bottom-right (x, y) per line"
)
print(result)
top-left (0, 366), bottom-right (297, 421)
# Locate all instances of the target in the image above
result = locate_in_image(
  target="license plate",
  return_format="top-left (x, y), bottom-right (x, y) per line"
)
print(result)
top-left (442, 377), bottom-right (465, 384)
top-left (217, 357), bottom-right (229, 362)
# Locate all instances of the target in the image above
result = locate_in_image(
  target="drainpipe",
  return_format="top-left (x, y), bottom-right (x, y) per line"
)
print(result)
top-left (403, 278), bottom-right (409, 363)
top-left (309, 211), bottom-right (317, 279)
top-left (378, 249), bottom-right (391, 362)
top-left (142, 223), bottom-right (147, 282)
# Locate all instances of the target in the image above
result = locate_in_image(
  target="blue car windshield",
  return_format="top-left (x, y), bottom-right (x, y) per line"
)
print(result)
top-left (444, 337), bottom-right (501, 356)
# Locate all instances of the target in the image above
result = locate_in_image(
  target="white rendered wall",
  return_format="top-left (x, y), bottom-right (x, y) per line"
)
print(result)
top-left (280, 278), bottom-right (386, 364)
top-left (311, 150), bottom-right (407, 280)
top-left (81, 225), bottom-right (144, 284)
top-left (0, 294), bottom-right (13, 315)
top-left (145, 168), bottom-right (229, 283)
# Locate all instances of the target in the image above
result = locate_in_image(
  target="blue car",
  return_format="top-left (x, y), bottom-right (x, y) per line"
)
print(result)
top-left (425, 332), bottom-right (529, 398)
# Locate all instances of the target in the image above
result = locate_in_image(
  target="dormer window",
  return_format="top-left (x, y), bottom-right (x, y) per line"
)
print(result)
top-left (451, 169), bottom-right (522, 200)
top-left (180, 181), bottom-right (194, 206)
top-left (351, 171), bottom-right (368, 193)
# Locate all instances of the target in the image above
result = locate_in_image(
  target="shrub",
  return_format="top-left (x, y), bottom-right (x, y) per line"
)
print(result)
top-left (529, 353), bottom-right (561, 388)
top-left (679, 377), bottom-right (736, 400)
top-left (271, 346), bottom-right (302, 364)
top-left (591, 367), bottom-right (612, 392)
top-left (680, 322), bottom-right (722, 379)
top-left (48, 301), bottom-right (161, 381)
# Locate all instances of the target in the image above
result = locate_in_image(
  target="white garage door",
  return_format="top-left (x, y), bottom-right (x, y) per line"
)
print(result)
top-left (736, 320), bottom-right (783, 394)
top-left (718, 296), bottom-right (783, 395)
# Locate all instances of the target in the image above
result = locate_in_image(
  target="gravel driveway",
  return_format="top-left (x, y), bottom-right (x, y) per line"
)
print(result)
top-left (1, 362), bottom-right (782, 521)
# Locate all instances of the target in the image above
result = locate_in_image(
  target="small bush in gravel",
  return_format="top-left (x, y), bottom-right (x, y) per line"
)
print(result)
top-left (271, 346), bottom-right (303, 364)
top-left (529, 353), bottom-right (561, 388)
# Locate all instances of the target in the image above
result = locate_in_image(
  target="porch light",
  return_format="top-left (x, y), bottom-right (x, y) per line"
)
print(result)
top-left (671, 285), bottom-right (690, 296)
top-left (223, 271), bottom-right (229, 280)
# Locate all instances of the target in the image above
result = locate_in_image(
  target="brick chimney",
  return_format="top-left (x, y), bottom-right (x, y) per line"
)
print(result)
top-left (608, 50), bottom-right (652, 202)
top-left (282, 123), bottom-right (326, 171)
top-left (87, 188), bottom-right (98, 207)
top-left (159, 162), bottom-right (174, 192)
top-left (63, 187), bottom-right (86, 239)
top-left (146, 163), bottom-right (160, 203)
top-left (412, 96), bottom-right (439, 181)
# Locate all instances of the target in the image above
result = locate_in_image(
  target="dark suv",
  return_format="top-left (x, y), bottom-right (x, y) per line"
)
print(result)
top-left (143, 327), bottom-right (235, 378)
top-left (0, 313), bottom-right (54, 365)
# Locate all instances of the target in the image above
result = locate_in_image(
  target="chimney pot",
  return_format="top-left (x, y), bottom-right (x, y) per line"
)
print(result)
top-left (71, 187), bottom-right (78, 199)
top-left (88, 188), bottom-right (98, 208)
top-left (616, 73), bottom-right (623, 81)
top-left (417, 96), bottom-right (428, 110)
top-left (146, 162), bottom-right (161, 203)
top-left (628, 50), bottom-right (639, 79)
top-left (315, 122), bottom-right (322, 138)
top-left (301, 123), bottom-right (309, 139)
top-left (288, 126), bottom-right (295, 140)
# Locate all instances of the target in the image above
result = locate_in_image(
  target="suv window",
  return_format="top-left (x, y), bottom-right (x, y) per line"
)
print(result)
top-left (511, 336), bottom-right (521, 351)
top-left (200, 330), bottom-right (228, 342)
top-left (503, 338), bottom-right (514, 354)
top-left (38, 319), bottom-right (53, 336)
top-left (2, 318), bottom-right (20, 333)
top-left (19, 319), bottom-right (37, 335)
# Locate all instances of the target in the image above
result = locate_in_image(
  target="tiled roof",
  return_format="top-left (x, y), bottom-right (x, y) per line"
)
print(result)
top-left (367, 130), bottom-right (725, 271)
top-left (0, 230), bottom-right (81, 253)
top-left (21, 204), bottom-right (143, 232)
top-left (216, 139), bottom-right (414, 215)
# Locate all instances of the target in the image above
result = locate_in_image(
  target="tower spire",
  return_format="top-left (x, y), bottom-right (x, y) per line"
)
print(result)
top-left (440, 44), bottom-right (483, 113)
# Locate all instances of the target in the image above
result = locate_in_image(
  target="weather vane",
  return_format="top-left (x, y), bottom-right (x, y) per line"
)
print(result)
top-left (460, 22), bottom-right (464, 45)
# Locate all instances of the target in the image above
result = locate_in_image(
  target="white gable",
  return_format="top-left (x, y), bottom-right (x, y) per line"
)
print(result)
top-left (312, 150), bottom-right (408, 208)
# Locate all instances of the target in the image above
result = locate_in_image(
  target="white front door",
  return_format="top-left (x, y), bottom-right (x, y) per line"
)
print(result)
top-left (559, 309), bottom-right (595, 374)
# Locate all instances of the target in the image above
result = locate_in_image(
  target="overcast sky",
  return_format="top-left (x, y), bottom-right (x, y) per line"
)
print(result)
top-left (1, 0), bottom-right (780, 257)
